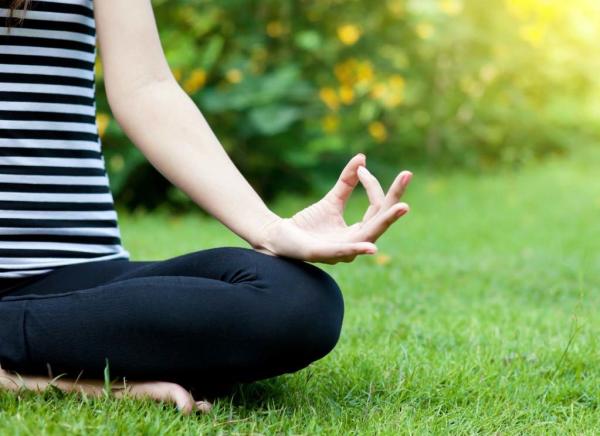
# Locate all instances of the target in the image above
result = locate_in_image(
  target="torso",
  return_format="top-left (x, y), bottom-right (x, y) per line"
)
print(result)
top-left (0, 0), bottom-right (129, 279)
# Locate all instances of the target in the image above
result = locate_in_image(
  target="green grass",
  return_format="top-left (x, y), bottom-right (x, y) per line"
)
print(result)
top-left (1, 152), bottom-right (600, 434)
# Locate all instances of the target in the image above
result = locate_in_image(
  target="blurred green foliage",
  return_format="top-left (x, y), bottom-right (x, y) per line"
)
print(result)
top-left (95, 0), bottom-right (600, 211)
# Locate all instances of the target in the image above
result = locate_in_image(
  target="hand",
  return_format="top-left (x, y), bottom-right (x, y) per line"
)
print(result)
top-left (253, 154), bottom-right (412, 264)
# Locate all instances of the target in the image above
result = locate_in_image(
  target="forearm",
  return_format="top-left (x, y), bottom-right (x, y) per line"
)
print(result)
top-left (109, 78), bottom-right (279, 247)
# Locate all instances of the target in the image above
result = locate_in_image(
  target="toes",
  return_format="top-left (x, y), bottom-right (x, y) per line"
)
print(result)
top-left (123, 381), bottom-right (196, 414)
top-left (195, 400), bottom-right (213, 413)
top-left (167, 384), bottom-right (196, 415)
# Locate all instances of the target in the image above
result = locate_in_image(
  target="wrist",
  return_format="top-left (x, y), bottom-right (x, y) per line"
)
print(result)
top-left (248, 210), bottom-right (282, 250)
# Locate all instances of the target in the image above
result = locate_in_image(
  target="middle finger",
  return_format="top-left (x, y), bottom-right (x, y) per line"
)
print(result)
top-left (357, 166), bottom-right (385, 222)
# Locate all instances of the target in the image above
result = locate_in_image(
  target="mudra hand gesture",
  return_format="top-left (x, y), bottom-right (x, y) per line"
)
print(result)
top-left (255, 153), bottom-right (412, 264)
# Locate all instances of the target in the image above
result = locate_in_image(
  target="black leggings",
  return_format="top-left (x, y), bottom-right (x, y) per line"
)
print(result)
top-left (0, 247), bottom-right (344, 390)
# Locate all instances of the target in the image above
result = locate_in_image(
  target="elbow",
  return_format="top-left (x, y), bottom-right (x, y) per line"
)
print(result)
top-left (104, 72), bottom-right (178, 125)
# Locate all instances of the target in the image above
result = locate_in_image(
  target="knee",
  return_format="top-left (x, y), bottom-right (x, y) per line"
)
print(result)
top-left (300, 266), bottom-right (345, 361)
top-left (268, 261), bottom-right (345, 369)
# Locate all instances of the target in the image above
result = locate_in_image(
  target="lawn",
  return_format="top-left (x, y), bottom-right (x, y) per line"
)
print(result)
top-left (1, 151), bottom-right (599, 434)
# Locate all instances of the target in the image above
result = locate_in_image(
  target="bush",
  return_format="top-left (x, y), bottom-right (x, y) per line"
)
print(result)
top-left (95, 0), bottom-right (600, 210)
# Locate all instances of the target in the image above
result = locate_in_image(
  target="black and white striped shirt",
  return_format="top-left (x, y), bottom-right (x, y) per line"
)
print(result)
top-left (0, 0), bottom-right (130, 278)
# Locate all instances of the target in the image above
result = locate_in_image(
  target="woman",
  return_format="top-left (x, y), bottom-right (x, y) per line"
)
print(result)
top-left (0, 0), bottom-right (412, 414)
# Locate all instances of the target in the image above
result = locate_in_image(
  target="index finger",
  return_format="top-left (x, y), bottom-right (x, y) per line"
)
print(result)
top-left (324, 153), bottom-right (367, 208)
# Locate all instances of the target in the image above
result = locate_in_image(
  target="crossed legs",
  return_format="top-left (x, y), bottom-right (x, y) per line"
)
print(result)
top-left (0, 247), bottom-right (344, 411)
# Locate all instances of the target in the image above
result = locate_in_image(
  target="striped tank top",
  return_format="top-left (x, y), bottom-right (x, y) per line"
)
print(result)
top-left (0, 0), bottom-right (130, 279)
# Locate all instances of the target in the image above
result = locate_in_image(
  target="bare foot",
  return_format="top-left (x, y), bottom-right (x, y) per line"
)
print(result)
top-left (0, 366), bottom-right (212, 414)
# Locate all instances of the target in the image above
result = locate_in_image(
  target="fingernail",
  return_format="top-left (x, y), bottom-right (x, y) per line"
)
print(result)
top-left (366, 244), bottom-right (377, 254)
top-left (397, 205), bottom-right (409, 216)
top-left (360, 166), bottom-right (373, 176)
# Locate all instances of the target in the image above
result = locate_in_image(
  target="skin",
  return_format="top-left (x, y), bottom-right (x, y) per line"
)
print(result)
top-left (1, 0), bottom-right (412, 414)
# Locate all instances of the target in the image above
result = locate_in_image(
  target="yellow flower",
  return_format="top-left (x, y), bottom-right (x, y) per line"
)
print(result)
top-left (383, 87), bottom-right (405, 108)
top-left (225, 68), bottom-right (243, 84)
top-left (439, 0), bottom-right (462, 16)
top-left (374, 253), bottom-right (392, 266)
top-left (183, 69), bottom-right (207, 93)
top-left (370, 83), bottom-right (387, 99)
top-left (415, 22), bottom-right (435, 39)
top-left (389, 74), bottom-right (406, 90)
top-left (337, 24), bottom-right (361, 46)
top-left (368, 121), bottom-right (388, 142)
top-left (519, 24), bottom-right (545, 47)
top-left (96, 113), bottom-right (110, 137)
top-left (370, 75), bottom-right (406, 108)
top-left (321, 114), bottom-right (340, 133)
top-left (334, 58), bottom-right (374, 89)
top-left (319, 87), bottom-right (340, 111)
top-left (383, 74), bottom-right (406, 107)
top-left (266, 20), bottom-right (285, 38)
top-left (334, 59), bottom-right (357, 85)
top-left (356, 61), bottom-right (374, 85)
top-left (505, 0), bottom-right (558, 24)
top-left (339, 85), bottom-right (355, 105)
top-left (538, 3), bottom-right (558, 23)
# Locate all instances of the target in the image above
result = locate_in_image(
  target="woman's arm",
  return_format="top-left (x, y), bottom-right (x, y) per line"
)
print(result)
top-left (95, 0), bottom-right (279, 248)
top-left (95, 0), bottom-right (412, 264)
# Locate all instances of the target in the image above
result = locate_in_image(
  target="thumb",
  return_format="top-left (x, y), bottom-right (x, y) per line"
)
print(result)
top-left (310, 241), bottom-right (377, 262)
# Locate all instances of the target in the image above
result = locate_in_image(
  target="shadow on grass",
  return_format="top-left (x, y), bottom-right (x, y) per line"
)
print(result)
top-left (189, 377), bottom-right (290, 409)
top-left (188, 361), bottom-right (398, 416)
